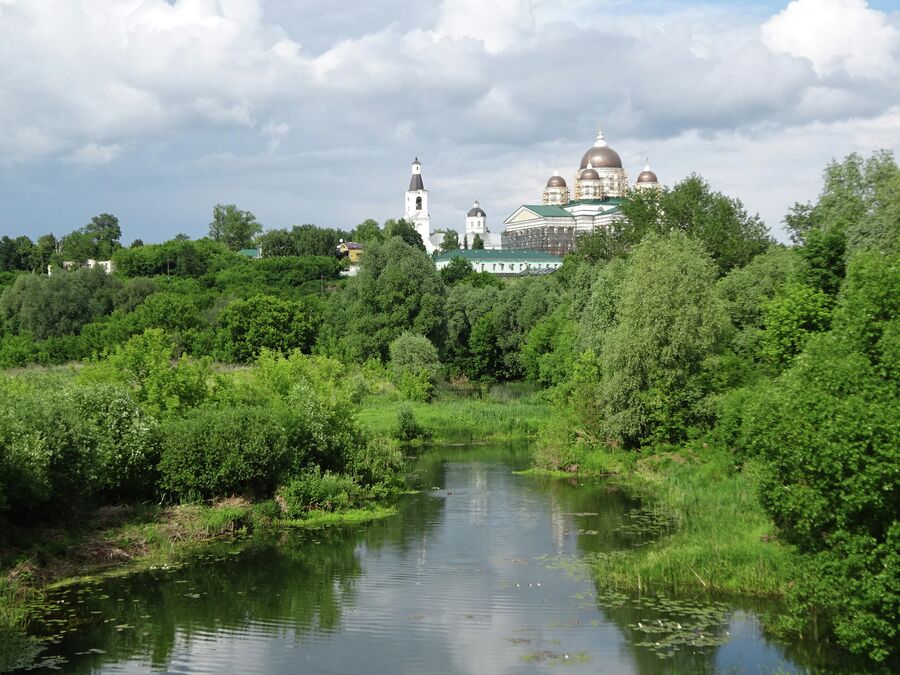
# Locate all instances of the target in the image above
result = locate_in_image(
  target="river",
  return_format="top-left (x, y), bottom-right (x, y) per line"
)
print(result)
top-left (19, 443), bottom-right (824, 673)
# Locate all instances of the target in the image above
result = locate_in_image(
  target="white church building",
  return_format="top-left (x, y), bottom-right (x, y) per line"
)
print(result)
top-left (502, 127), bottom-right (661, 256)
top-left (402, 159), bottom-right (502, 252)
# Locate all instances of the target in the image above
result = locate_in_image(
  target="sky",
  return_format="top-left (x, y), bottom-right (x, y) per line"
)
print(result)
top-left (0, 0), bottom-right (898, 244)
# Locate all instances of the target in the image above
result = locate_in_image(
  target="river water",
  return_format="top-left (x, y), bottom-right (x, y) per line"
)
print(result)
top-left (20, 444), bottom-right (825, 673)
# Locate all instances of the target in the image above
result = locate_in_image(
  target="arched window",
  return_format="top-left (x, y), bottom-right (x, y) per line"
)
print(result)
top-left (415, 196), bottom-right (422, 211)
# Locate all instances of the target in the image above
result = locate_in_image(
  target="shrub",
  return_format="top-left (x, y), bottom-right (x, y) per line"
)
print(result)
top-left (388, 332), bottom-right (440, 401)
top-left (346, 437), bottom-right (405, 489)
top-left (95, 328), bottom-right (211, 415)
top-left (277, 468), bottom-right (361, 515)
top-left (392, 404), bottom-right (430, 442)
top-left (158, 406), bottom-right (288, 500)
top-left (0, 383), bottom-right (158, 515)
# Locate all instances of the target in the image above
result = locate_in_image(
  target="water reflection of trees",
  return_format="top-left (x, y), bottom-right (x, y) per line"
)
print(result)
top-left (30, 490), bottom-right (445, 673)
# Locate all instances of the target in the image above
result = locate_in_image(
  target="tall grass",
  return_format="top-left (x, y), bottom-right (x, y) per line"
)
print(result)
top-left (357, 392), bottom-right (550, 443)
top-left (580, 446), bottom-right (797, 597)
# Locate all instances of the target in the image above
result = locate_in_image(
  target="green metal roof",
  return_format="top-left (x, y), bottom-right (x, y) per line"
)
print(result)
top-left (238, 248), bottom-right (262, 258)
top-left (434, 249), bottom-right (563, 263)
top-left (519, 205), bottom-right (575, 218)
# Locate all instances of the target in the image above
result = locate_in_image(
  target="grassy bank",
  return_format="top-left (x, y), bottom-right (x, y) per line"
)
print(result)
top-left (357, 390), bottom-right (550, 443)
top-left (538, 443), bottom-right (798, 598)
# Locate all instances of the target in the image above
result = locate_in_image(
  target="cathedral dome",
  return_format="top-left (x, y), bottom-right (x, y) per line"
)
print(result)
top-left (546, 174), bottom-right (567, 188)
top-left (580, 167), bottom-right (600, 180)
top-left (579, 128), bottom-right (623, 169)
top-left (636, 169), bottom-right (658, 183)
top-left (467, 200), bottom-right (486, 217)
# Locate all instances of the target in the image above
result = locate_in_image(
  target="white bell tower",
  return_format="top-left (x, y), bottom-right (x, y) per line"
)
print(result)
top-left (404, 158), bottom-right (434, 252)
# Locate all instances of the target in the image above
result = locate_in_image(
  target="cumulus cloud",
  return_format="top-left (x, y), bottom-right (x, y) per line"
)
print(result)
top-left (761, 0), bottom-right (900, 78)
top-left (436, 0), bottom-right (535, 52)
top-left (65, 143), bottom-right (122, 166)
top-left (0, 0), bottom-right (306, 160)
top-left (0, 0), bottom-right (898, 243)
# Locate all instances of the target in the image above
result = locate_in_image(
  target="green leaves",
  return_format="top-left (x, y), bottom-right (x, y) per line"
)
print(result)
top-left (593, 233), bottom-right (728, 447)
top-left (215, 294), bottom-right (319, 363)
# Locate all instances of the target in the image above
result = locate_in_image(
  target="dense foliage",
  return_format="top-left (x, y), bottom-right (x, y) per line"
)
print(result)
top-left (0, 154), bottom-right (897, 666)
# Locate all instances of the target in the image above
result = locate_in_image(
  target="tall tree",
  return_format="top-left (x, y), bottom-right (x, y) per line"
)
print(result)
top-left (325, 237), bottom-right (444, 360)
top-left (290, 224), bottom-right (346, 257)
top-left (471, 233), bottom-right (485, 250)
top-left (83, 213), bottom-right (122, 258)
top-left (257, 228), bottom-right (295, 257)
top-left (440, 230), bottom-right (460, 253)
top-left (351, 219), bottom-right (384, 244)
top-left (618, 175), bottom-right (772, 274)
top-left (383, 218), bottom-right (425, 251)
top-left (594, 232), bottom-right (729, 446)
top-left (209, 204), bottom-right (262, 251)
top-left (60, 230), bottom-right (95, 265)
top-left (785, 151), bottom-right (898, 255)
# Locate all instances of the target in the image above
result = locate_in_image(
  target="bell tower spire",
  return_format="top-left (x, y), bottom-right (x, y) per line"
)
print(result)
top-left (403, 157), bottom-right (434, 253)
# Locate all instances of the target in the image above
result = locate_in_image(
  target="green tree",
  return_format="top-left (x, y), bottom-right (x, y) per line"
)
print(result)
top-left (760, 283), bottom-right (832, 371)
top-left (326, 238), bottom-right (445, 361)
top-left (439, 256), bottom-right (474, 286)
top-left (785, 151), bottom-right (898, 254)
top-left (35, 234), bottom-right (61, 271)
top-left (615, 175), bottom-right (772, 273)
top-left (257, 228), bottom-right (295, 257)
top-left (209, 204), bottom-right (262, 251)
top-left (351, 219), bottom-right (384, 244)
top-left (290, 224), bottom-right (347, 257)
top-left (101, 328), bottom-right (211, 415)
top-left (383, 218), bottom-right (425, 251)
top-left (0, 236), bottom-right (35, 272)
top-left (216, 294), bottom-right (319, 363)
top-left (83, 213), bottom-right (122, 258)
top-left (468, 312), bottom-right (502, 380)
top-left (443, 283), bottom-right (500, 374)
top-left (439, 230), bottom-right (460, 253)
top-left (596, 233), bottom-right (729, 446)
top-left (60, 230), bottom-right (95, 264)
top-left (471, 233), bottom-right (485, 250)
top-left (0, 266), bottom-right (121, 339)
top-left (388, 332), bottom-right (441, 400)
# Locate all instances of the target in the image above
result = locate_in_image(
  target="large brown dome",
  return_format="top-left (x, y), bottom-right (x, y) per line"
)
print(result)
top-left (579, 128), bottom-right (623, 169)
top-left (636, 169), bottom-right (658, 183)
top-left (580, 145), bottom-right (622, 169)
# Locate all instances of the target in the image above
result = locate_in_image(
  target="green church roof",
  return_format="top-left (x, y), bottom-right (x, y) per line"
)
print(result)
top-left (519, 205), bottom-right (575, 218)
top-left (434, 249), bottom-right (563, 263)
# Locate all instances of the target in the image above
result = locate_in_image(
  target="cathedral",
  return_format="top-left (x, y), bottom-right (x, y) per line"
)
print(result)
top-left (401, 127), bottom-right (660, 257)
top-left (502, 128), bottom-right (661, 256)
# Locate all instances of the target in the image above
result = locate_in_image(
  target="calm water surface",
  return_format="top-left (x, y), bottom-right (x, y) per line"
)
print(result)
top-left (22, 444), bottom-right (823, 673)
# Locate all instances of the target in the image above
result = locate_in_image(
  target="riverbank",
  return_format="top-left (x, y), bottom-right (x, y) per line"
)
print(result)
top-left (532, 442), bottom-right (798, 599)
top-left (0, 497), bottom-right (397, 667)
top-left (356, 389), bottom-right (549, 444)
